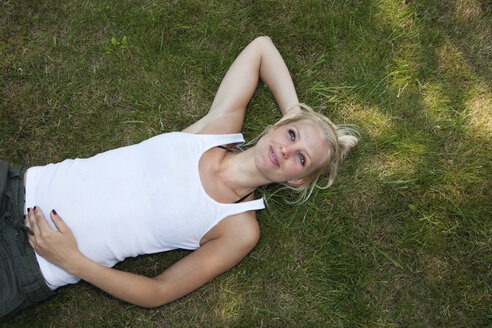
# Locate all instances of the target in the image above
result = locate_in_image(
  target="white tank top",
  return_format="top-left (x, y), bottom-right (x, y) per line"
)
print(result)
top-left (25, 132), bottom-right (265, 289)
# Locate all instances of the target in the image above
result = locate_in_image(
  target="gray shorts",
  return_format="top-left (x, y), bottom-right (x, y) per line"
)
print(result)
top-left (0, 160), bottom-right (53, 317)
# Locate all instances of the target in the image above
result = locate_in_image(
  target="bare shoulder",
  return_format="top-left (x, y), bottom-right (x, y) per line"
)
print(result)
top-left (200, 210), bottom-right (260, 248)
top-left (226, 211), bottom-right (260, 247)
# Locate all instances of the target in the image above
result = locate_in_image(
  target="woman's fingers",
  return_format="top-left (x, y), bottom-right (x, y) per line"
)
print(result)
top-left (27, 232), bottom-right (36, 249)
top-left (33, 206), bottom-right (53, 231)
top-left (27, 207), bottom-right (40, 235)
top-left (26, 206), bottom-right (58, 237)
top-left (50, 209), bottom-right (69, 233)
top-left (24, 213), bottom-right (31, 231)
top-left (25, 209), bottom-right (38, 250)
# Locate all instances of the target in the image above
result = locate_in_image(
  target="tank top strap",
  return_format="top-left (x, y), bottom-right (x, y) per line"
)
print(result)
top-left (200, 133), bottom-right (245, 151)
top-left (221, 198), bottom-right (265, 218)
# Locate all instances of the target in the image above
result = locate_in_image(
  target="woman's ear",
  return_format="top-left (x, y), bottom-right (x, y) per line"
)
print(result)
top-left (287, 177), bottom-right (306, 186)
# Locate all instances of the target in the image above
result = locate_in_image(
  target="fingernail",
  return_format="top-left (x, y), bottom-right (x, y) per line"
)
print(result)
top-left (27, 208), bottom-right (31, 212)
top-left (33, 206), bottom-right (37, 210)
top-left (52, 209), bottom-right (57, 215)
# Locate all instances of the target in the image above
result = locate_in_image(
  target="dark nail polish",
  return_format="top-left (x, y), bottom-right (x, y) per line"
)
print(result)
top-left (33, 206), bottom-right (37, 210)
top-left (27, 208), bottom-right (31, 212)
top-left (52, 209), bottom-right (57, 215)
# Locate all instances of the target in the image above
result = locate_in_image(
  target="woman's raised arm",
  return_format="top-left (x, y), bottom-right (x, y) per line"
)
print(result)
top-left (183, 36), bottom-right (300, 135)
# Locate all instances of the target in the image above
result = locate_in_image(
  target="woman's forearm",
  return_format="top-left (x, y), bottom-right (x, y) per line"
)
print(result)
top-left (68, 253), bottom-right (167, 308)
top-left (257, 36), bottom-right (300, 115)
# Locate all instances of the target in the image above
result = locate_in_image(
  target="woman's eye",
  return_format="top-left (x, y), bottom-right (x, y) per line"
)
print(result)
top-left (298, 153), bottom-right (305, 166)
top-left (288, 129), bottom-right (296, 141)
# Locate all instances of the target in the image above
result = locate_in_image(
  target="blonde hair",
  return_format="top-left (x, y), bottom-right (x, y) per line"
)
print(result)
top-left (256, 103), bottom-right (358, 203)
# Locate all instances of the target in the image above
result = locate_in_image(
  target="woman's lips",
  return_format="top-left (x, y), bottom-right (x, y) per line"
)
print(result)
top-left (269, 146), bottom-right (279, 167)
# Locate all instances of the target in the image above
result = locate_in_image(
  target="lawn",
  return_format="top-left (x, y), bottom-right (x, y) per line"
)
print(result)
top-left (1, 0), bottom-right (490, 327)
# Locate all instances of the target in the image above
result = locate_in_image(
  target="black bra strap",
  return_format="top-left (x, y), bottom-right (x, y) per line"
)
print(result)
top-left (234, 191), bottom-right (254, 204)
top-left (216, 145), bottom-right (233, 152)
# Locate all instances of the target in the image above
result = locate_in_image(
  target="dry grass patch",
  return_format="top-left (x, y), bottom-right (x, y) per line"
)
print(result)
top-left (422, 254), bottom-right (450, 283)
top-left (453, 0), bottom-right (484, 21)
top-left (349, 104), bottom-right (397, 138)
top-left (463, 85), bottom-right (492, 139)
top-left (213, 276), bottom-right (246, 326)
top-left (380, 140), bottom-right (427, 178)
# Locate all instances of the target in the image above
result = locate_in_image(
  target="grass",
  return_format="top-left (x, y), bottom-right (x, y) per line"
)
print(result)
top-left (1, 0), bottom-right (490, 327)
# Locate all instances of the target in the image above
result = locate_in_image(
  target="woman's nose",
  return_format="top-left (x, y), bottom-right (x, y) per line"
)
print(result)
top-left (280, 145), bottom-right (288, 159)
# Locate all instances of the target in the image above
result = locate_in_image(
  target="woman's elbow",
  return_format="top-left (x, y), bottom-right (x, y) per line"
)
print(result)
top-left (256, 35), bottom-right (271, 42)
top-left (140, 301), bottom-right (167, 309)
top-left (138, 295), bottom-right (170, 309)
top-left (254, 35), bottom-right (273, 46)
top-left (133, 281), bottom-right (173, 309)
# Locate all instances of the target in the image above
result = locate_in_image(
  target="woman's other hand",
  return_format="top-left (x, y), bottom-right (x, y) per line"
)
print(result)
top-left (25, 207), bottom-right (82, 271)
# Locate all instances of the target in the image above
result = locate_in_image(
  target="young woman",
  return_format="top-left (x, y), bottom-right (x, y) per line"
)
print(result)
top-left (0, 36), bottom-right (357, 316)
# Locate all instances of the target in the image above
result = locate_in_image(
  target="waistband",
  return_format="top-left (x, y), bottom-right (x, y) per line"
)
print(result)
top-left (0, 160), bottom-right (53, 308)
top-left (0, 163), bottom-right (30, 238)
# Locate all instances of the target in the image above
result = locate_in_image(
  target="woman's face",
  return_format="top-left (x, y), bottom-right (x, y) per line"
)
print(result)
top-left (254, 120), bottom-right (329, 185)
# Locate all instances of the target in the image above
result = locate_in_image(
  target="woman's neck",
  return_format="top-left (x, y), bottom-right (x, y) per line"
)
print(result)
top-left (217, 147), bottom-right (269, 198)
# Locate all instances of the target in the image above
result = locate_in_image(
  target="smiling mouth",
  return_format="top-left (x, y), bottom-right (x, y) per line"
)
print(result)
top-left (269, 146), bottom-right (279, 167)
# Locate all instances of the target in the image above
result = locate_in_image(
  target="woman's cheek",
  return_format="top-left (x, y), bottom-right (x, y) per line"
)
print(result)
top-left (284, 162), bottom-right (300, 179)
